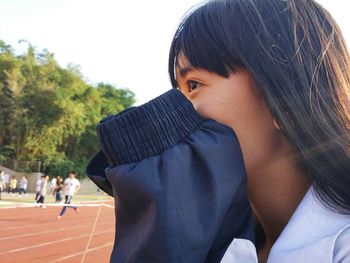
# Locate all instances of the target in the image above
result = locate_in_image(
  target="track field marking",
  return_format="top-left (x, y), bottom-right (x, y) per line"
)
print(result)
top-left (47, 242), bottom-right (113, 263)
top-left (81, 206), bottom-right (102, 263)
top-left (0, 202), bottom-right (114, 209)
top-left (0, 219), bottom-right (114, 240)
top-left (0, 229), bottom-right (113, 255)
top-left (0, 213), bottom-right (114, 232)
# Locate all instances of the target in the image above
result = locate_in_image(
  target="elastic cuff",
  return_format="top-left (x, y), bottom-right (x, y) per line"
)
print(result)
top-left (86, 150), bottom-right (114, 196)
top-left (97, 89), bottom-right (205, 167)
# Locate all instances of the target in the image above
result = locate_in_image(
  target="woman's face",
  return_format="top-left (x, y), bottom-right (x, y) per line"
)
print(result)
top-left (176, 54), bottom-right (282, 175)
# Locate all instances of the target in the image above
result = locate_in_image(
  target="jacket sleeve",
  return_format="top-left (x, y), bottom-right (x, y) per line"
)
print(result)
top-left (86, 89), bottom-right (254, 263)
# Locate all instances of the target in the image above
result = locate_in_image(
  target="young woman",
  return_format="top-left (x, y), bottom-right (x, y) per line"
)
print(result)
top-left (168, 0), bottom-right (350, 261)
top-left (87, 0), bottom-right (350, 262)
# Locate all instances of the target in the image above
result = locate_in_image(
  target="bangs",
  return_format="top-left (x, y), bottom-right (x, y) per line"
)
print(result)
top-left (168, 1), bottom-right (244, 88)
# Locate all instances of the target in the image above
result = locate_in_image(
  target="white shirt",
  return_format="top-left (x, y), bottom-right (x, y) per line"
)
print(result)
top-left (0, 172), bottom-right (5, 189)
top-left (221, 186), bottom-right (350, 262)
top-left (39, 179), bottom-right (47, 196)
top-left (51, 178), bottom-right (57, 189)
top-left (20, 178), bottom-right (27, 189)
top-left (64, 178), bottom-right (80, 196)
top-left (35, 179), bottom-right (42, 192)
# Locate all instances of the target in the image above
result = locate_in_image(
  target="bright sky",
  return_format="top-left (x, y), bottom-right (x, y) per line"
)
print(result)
top-left (0, 0), bottom-right (349, 105)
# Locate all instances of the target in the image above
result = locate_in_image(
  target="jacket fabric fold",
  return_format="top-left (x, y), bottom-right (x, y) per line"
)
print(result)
top-left (86, 89), bottom-right (254, 262)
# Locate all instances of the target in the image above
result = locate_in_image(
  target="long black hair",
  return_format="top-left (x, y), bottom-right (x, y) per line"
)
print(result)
top-left (169, 0), bottom-right (350, 214)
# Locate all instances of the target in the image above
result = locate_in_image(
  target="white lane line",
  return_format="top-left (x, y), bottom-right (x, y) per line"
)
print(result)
top-left (0, 229), bottom-right (113, 255)
top-left (0, 203), bottom-right (114, 209)
top-left (47, 242), bottom-right (113, 263)
top-left (0, 214), bottom-right (114, 232)
top-left (0, 223), bottom-right (38, 231)
top-left (0, 199), bottom-right (112, 206)
top-left (81, 206), bottom-right (102, 263)
top-left (0, 219), bottom-right (115, 241)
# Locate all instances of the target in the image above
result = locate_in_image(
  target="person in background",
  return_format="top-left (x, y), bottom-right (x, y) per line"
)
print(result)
top-left (54, 176), bottom-right (64, 203)
top-left (7, 175), bottom-right (17, 195)
top-left (37, 175), bottom-right (48, 208)
top-left (56, 171), bottom-right (80, 220)
top-left (34, 176), bottom-right (42, 203)
top-left (0, 170), bottom-right (5, 200)
top-left (19, 175), bottom-right (28, 196)
top-left (50, 176), bottom-right (57, 196)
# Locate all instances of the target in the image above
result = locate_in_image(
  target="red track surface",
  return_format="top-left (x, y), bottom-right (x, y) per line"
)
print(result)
top-left (0, 202), bottom-right (115, 263)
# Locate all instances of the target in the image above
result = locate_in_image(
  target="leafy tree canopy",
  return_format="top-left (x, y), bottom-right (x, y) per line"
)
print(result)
top-left (0, 40), bottom-right (135, 177)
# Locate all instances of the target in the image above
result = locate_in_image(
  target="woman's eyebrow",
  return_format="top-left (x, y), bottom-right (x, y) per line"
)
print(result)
top-left (179, 66), bottom-right (195, 78)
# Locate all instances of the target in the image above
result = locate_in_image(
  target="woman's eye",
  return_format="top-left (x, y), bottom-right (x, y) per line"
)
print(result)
top-left (187, 80), bottom-right (199, 92)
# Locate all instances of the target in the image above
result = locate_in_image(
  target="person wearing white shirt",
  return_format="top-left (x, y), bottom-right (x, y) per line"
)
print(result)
top-left (0, 170), bottom-right (5, 200)
top-left (37, 175), bottom-right (49, 208)
top-left (34, 177), bottom-right (42, 202)
top-left (50, 177), bottom-right (57, 196)
top-left (169, 0), bottom-right (350, 262)
top-left (19, 175), bottom-right (28, 196)
top-left (56, 171), bottom-right (80, 220)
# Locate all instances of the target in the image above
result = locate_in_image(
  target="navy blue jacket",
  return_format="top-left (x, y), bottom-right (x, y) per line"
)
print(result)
top-left (86, 89), bottom-right (254, 262)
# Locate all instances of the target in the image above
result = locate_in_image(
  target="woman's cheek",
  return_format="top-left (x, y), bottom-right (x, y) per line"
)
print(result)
top-left (193, 99), bottom-right (235, 127)
top-left (187, 85), bottom-right (239, 126)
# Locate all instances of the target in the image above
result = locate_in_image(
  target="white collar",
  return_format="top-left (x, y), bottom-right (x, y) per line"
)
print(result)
top-left (267, 186), bottom-right (350, 262)
top-left (221, 186), bottom-right (350, 263)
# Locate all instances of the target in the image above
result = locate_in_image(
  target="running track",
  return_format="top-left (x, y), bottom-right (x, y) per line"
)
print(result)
top-left (0, 202), bottom-right (115, 263)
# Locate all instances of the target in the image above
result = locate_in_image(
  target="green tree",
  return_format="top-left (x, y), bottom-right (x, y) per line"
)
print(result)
top-left (0, 40), bottom-right (135, 177)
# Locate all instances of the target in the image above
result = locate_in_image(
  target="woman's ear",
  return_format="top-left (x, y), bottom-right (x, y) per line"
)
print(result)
top-left (273, 118), bottom-right (281, 130)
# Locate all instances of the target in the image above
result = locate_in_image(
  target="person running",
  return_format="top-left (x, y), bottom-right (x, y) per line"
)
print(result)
top-left (56, 171), bottom-right (80, 220)
top-left (37, 175), bottom-right (48, 208)
top-left (34, 176), bottom-right (42, 203)
top-left (19, 175), bottom-right (28, 196)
